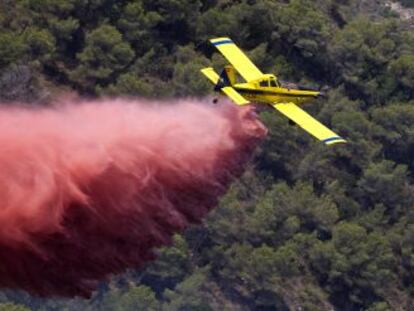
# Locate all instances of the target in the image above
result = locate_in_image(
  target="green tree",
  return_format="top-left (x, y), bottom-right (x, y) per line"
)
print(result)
top-left (117, 1), bottom-right (161, 53)
top-left (357, 160), bottom-right (412, 220)
top-left (145, 234), bottom-right (191, 287)
top-left (371, 103), bottom-right (414, 170)
top-left (104, 73), bottom-right (155, 97)
top-left (310, 222), bottom-right (395, 308)
top-left (71, 24), bottom-right (134, 91)
top-left (0, 33), bottom-right (25, 68)
top-left (142, 0), bottom-right (202, 43)
top-left (0, 303), bottom-right (31, 311)
top-left (272, 0), bottom-right (332, 59)
top-left (249, 182), bottom-right (338, 246)
top-left (389, 55), bottom-right (414, 97)
top-left (328, 17), bottom-right (414, 104)
top-left (23, 27), bottom-right (56, 67)
top-left (163, 269), bottom-right (212, 311)
top-left (172, 45), bottom-right (210, 96)
top-left (102, 285), bottom-right (160, 311)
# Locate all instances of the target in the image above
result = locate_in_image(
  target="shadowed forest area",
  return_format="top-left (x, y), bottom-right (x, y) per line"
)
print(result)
top-left (0, 0), bottom-right (414, 310)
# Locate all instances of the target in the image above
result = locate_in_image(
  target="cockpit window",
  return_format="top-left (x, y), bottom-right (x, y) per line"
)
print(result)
top-left (270, 80), bottom-right (277, 87)
top-left (260, 80), bottom-right (268, 87)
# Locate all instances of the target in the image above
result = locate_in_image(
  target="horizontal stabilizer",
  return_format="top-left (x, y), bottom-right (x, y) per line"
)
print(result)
top-left (221, 87), bottom-right (250, 106)
top-left (201, 67), bottom-right (249, 106)
top-left (201, 67), bottom-right (220, 85)
top-left (273, 102), bottom-right (346, 145)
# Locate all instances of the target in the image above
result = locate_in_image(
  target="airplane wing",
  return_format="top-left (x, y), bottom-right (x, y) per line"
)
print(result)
top-left (273, 102), bottom-right (346, 145)
top-left (200, 67), bottom-right (219, 84)
top-left (210, 37), bottom-right (263, 82)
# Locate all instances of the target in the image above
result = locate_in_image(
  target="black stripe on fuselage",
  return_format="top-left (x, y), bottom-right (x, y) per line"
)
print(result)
top-left (235, 88), bottom-right (317, 98)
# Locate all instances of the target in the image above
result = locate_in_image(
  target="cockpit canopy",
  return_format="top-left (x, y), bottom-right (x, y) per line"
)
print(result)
top-left (257, 74), bottom-right (280, 87)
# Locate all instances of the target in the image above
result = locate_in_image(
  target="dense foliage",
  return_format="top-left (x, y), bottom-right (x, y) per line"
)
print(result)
top-left (0, 0), bottom-right (414, 310)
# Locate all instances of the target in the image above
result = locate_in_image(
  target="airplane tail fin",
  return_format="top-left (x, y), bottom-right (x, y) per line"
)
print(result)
top-left (214, 66), bottom-right (235, 91)
top-left (224, 65), bottom-right (236, 85)
top-left (201, 65), bottom-right (236, 88)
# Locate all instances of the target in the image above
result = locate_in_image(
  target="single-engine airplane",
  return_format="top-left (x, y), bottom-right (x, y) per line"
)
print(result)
top-left (201, 37), bottom-right (346, 145)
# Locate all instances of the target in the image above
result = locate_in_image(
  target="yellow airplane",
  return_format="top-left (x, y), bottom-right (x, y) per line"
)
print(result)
top-left (201, 37), bottom-right (346, 145)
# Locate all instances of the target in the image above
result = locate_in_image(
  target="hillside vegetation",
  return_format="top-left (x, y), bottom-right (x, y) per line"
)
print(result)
top-left (0, 0), bottom-right (414, 310)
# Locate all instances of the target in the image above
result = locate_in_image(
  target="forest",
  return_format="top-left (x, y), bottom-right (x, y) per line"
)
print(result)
top-left (0, 0), bottom-right (414, 310)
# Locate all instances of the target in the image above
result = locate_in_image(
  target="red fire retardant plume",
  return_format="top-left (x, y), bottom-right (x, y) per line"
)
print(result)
top-left (0, 98), bottom-right (266, 297)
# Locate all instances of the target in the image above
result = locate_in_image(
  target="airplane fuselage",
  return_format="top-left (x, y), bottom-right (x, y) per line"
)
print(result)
top-left (232, 83), bottom-right (321, 106)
